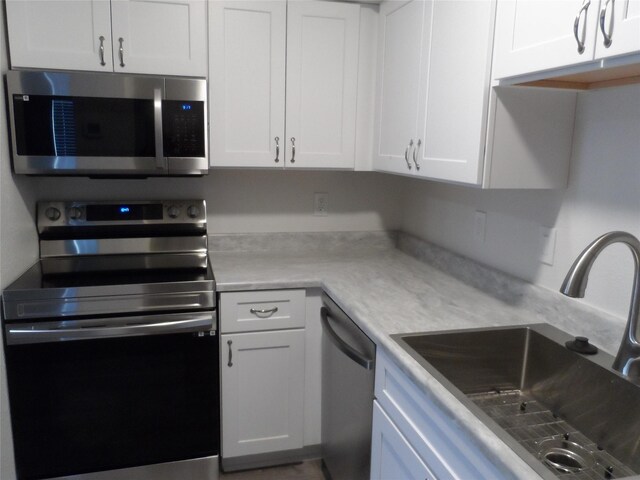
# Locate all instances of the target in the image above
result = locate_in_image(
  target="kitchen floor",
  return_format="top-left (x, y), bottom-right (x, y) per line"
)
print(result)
top-left (220, 459), bottom-right (325, 480)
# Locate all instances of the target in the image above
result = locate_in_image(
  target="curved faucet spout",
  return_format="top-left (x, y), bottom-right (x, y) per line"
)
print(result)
top-left (560, 231), bottom-right (640, 380)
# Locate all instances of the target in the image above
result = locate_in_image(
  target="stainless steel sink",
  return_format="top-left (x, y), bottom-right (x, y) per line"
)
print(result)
top-left (393, 324), bottom-right (640, 479)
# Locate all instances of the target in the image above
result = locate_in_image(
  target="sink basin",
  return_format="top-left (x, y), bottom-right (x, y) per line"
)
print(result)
top-left (393, 324), bottom-right (640, 479)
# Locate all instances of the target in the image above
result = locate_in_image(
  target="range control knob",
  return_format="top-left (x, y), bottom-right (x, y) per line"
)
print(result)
top-left (68, 207), bottom-right (83, 220)
top-left (44, 207), bottom-right (61, 221)
top-left (167, 205), bottom-right (180, 219)
top-left (187, 205), bottom-right (200, 219)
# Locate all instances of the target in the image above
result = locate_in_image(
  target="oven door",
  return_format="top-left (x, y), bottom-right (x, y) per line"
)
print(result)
top-left (4, 311), bottom-right (219, 480)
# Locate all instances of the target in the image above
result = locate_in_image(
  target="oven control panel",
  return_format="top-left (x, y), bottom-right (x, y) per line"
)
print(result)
top-left (38, 200), bottom-right (207, 233)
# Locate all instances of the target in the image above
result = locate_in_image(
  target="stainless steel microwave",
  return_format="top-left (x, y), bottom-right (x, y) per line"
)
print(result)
top-left (6, 70), bottom-right (208, 177)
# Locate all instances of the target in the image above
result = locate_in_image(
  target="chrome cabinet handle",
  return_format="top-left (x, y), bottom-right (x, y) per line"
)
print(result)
top-left (599, 0), bottom-right (613, 48)
top-left (574, 0), bottom-right (591, 54)
top-left (412, 139), bottom-right (421, 171)
top-left (274, 137), bottom-right (280, 163)
top-left (118, 37), bottom-right (125, 67)
top-left (227, 340), bottom-right (233, 367)
top-left (98, 36), bottom-right (106, 66)
top-left (290, 137), bottom-right (296, 163)
top-left (404, 139), bottom-right (414, 170)
top-left (250, 307), bottom-right (279, 315)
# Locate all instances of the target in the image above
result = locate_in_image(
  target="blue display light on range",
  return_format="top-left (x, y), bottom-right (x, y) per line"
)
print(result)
top-left (120, 206), bottom-right (130, 214)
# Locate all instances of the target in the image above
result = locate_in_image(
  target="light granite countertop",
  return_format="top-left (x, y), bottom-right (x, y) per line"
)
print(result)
top-left (209, 231), bottom-right (628, 479)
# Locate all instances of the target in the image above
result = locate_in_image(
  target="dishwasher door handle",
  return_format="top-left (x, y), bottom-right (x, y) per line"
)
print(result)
top-left (321, 307), bottom-right (374, 370)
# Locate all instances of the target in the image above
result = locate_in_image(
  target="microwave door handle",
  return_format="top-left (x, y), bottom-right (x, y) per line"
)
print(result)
top-left (154, 87), bottom-right (165, 170)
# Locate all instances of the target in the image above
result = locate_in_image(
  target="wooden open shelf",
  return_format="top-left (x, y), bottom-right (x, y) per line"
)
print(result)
top-left (517, 63), bottom-right (640, 90)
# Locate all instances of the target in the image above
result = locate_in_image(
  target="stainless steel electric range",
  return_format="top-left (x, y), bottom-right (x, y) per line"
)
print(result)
top-left (2, 200), bottom-right (219, 480)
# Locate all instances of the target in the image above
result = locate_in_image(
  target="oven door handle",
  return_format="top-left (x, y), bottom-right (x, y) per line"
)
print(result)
top-left (6, 313), bottom-right (215, 345)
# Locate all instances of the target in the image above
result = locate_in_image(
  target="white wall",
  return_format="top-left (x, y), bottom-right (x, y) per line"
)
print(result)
top-left (1, 4), bottom-right (34, 476)
top-left (401, 83), bottom-right (640, 324)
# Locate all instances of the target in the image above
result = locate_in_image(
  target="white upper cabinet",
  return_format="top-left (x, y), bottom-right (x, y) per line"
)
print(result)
top-left (209, 1), bottom-right (287, 168)
top-left (493, 0), bottom-right (640, 80)
top-left (6, 0), bottom-right (113, 72)
top-left (594, 0), bottom-right (640, 59)
top-left (374, 0), bottom-right (493, 184)
top-left (5, 0), bottom-right (206, 76)
top-left (110, 0), bottom-right (207, 76)
top-left (373, 0), bottom-right (577, 188)
top-left (493, 0), bottom-right (599, 79)
top-left (415, 0), bottom-right (494, 184)
top-left (285, 1), bottom-right (360, 169)
top-left (373, 0), bottom-right (426, 175)
top-left (209, 0), bottom-right (361, 169)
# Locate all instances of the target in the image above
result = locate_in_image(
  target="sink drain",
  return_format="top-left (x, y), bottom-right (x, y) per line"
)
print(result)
top-left (538, 438), bottom-right (596, 474)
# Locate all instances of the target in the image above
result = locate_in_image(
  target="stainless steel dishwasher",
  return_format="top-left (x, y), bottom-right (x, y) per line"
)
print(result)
top-left (321, 293), bottom-right (376, 480)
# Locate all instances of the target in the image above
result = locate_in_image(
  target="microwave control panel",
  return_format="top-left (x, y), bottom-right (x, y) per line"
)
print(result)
top-left (162, 100), bottom-right (205, 158)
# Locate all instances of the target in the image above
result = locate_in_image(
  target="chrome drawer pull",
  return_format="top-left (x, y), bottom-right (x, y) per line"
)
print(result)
top-left (227, 340), bottom-right (233, 367)
top-left (274, 137), bottom-right (280, 163)
top-left (250, 307), bottom-right (279, 315)
top-left (290, 137), bottom-right (296, 163)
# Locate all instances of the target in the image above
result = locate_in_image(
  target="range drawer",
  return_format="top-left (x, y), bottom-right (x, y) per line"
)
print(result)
top-left (219, 289), bottom-right (306, 333)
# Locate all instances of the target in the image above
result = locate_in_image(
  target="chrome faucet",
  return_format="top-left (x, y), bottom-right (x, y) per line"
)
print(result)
top-left (560, 231), bottom-right (640, 380)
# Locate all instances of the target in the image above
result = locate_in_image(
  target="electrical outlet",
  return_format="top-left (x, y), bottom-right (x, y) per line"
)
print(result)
top-left (473, 211), bottom-right (487, 243)
top-left (314, 192), bottom-right (329, 216)
top-left (540, 226), bottom-right (557, 265)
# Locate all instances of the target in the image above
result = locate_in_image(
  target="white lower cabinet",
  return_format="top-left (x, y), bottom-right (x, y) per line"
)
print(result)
top-left (371, 401), bottom-right (435, 480)
top-left (371, 351), bottom-right (519, 480)
top-left (219, 289), bottom-right (311, 466)
top-left (221, 329), bottom-right (305, 459)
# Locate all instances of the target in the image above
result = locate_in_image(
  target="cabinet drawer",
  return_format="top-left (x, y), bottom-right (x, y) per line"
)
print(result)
top-left (375, 351), bottom-right (513, 480)
top-left (220, 289), bottom-right (306, 333)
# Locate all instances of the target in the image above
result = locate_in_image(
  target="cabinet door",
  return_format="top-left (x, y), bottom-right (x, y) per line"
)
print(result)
top-left (594, 0), bottom-right (640, 58)
top-left (5, 0), bottom-right (113, 72)
top-left (493, 0), bottom-right (600, 79)
top-left (373, 0), bottom-right (426, 176)
top-left (221, 329), bottom-right (305, 458)
top-left (371, 402), bottom-right (435, 480)
top-left (415, 0), bottom-right (494, 185)
top-left (209, 1), bottom-right (286, 168)
top-left (285, 1), bottom-right (360, 170)
top-left (110, 0), bottom-right (206, 76)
